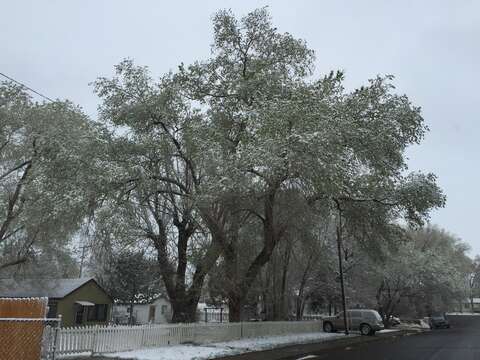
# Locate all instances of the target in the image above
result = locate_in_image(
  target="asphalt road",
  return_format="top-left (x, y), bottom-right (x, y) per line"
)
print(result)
top-left (219, 315), bottom-right (480, 360)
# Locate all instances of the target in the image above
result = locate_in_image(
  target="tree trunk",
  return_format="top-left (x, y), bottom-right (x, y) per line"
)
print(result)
top-left (295, 295), bottom-right (306, 321)
top-left (295, 252), bottom-right (314, 321)
top-left (128, 283), bottom-right (137, 325)
top-left (128, 299), bottom-right (135, 325)
top-left (228, 188), bottom-right (280, 322)
top-left (279, 241), bottom-right (292, 320)
top-left (271, 253), bottom-right (278, 320)
top-left (171, 299), bottom-right (198, 323)
top-left (150, 215), bottom-right (221, 323)
top-left (228, 296), bottom-right (242, 322)
top-left (204, 185), bottom-right (282, 323)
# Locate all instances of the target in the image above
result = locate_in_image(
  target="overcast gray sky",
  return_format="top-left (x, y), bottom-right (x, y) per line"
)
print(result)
top-left (2, 0), bottom-right (479, 254)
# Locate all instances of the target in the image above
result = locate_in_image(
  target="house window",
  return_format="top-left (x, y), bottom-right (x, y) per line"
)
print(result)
top-left (75, 306), bottom-right (84, 325)
top-left (47, 300), bottom-right (58, 318)
top-left (161, 305), bottom-right (168, 315)
top-left (87, 304), bottom-right (108, 321)
top-left (148, 305), bottom-right (156, 322)
top-left (87, 306), bottom-right (97, 321)
top-left (96, 304), bottom-right (108, 321)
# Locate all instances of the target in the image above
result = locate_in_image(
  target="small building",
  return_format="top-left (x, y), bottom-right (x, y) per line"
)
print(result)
top-left (197, 302), bottom-right (229, 322)
top-left (461, 298), bottom-right (480, 313)
top-left (112, 295), bottom-right (172, 325)
top-left (0, 278), bottom-right (113, 327)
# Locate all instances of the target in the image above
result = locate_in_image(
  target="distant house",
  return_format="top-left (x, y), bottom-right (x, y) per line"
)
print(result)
top-left (112, 296), bottom-right (172, 325)
top-left (462, 298), bottom-right (480, 313)
top-left (0, 278), bottom-right (113, 327)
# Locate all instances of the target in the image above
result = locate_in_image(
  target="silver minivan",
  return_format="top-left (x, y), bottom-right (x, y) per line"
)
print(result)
top-left (323, 309), bottom-right (384, 335)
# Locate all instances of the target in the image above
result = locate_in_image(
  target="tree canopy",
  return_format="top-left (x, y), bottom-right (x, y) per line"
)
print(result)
top-left (0, 83), bottom-right (99, 274)
top-left (90, 8), bottom-right (447, 322)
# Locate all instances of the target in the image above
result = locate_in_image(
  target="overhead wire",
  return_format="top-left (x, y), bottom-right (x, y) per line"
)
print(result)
top-left (0, 72), bottom-right (55, 103)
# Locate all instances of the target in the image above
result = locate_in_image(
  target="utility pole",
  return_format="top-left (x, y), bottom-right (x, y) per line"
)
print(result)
top-left (78, 243), bottom-right (89, 278)
top-left (78, 219), bottom-right (93, 278)
top-left (334, 199), bottom-right (349, 335)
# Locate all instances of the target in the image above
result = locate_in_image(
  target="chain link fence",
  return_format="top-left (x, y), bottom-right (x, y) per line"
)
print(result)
top-left (0, 317), bottom-right (61, 360)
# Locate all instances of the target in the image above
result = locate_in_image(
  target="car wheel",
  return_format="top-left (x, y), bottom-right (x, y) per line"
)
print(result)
top-left (360, 323), bottom-right (372, 336)
top-left (323, 322), bottom-right (334, 333)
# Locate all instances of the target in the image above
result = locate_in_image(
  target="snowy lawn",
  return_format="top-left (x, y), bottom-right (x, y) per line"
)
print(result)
top-left (446, 312), bottom-right (480, 316)
top-left (101, 332), bottom-right (351, 360)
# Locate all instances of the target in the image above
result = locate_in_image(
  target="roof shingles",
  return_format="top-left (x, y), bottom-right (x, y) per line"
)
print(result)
top-left (0, 278), bottom-right (94, 299)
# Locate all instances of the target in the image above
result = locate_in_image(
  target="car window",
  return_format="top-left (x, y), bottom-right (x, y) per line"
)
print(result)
top-left (349, 310), bottom-right (362, 318)
top-left (370, 311), bottom-right (382, 321)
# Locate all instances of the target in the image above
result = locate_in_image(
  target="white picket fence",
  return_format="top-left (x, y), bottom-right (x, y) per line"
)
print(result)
top-left (301, 314), bottom-right (326, 321)
top-left (56, 320), bottom-right (323, 355)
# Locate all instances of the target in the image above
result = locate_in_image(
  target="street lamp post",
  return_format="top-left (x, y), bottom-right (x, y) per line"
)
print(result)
top-left (334, 200), bottom-right (349, 335)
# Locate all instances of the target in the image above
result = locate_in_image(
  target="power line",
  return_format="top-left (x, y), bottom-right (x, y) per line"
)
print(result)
top-left (0, 72), bottom-right (55, 103)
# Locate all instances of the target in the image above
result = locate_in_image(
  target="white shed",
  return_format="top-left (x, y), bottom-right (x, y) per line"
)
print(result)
top-left (113, 296), bottom-right (172, 325)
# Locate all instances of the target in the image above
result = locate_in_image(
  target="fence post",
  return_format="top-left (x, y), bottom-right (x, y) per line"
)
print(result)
top-left (91, 325), bottom-right (99, 355)
top-left (141, 326), bottom-right (146, 347)
top-left (51, 326), bottom-right (57, 360)
top-left (51, 315), bottom-right (62, 360)
top-left (204, 309), bottom-right (207, 323)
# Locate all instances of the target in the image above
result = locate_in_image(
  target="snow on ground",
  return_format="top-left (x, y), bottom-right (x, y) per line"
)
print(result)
top-left (102, 345), bottom-right (234, 360)
top-left (377, 329), bottom-right (400, 333)
top-left (212, 332), bottom-right (348, 350)
top-left (102, 332), bottom-right (350, 360)
top-left (59, 353), bottom-right (91, 359)
top-left (447, 312), bottom-right (480, 316)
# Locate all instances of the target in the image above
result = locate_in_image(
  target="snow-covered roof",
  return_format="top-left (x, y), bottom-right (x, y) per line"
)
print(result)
top-left (115, 294), bottom-right (170, 306)
top-left (0, 278), bottom-right (96, 299)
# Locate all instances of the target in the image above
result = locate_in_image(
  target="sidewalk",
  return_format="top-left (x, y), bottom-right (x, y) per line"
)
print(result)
top-left (87, 332), bottom-right (353, 360)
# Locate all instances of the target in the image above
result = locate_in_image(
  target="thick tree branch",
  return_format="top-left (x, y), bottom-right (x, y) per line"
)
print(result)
top-left (0, 161), bottom-right (32, 243)
top-left (0, 159), bottom-right (32, 182)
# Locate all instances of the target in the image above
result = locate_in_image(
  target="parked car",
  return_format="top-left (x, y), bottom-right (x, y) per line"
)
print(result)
top-left (323, 309), bottom-right (384, 335)
top-left (429, 314), bottom-right (450, 329)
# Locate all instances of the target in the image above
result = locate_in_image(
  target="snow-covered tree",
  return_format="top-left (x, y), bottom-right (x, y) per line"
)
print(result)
top-left (94, 7), bottom-right (445, 322)
top-left (175, 8), bottom-right (445, 321)
top-left (96, 248), bottom-right (162, 324)
top-left (93, 61), bottom-right (221, 322)
top-left (348, 226), bottom-right (470, 326)
top-left (0, 83), bottom-right (99, 274)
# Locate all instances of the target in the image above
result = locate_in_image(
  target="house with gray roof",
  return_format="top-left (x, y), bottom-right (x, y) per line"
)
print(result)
top-left (0, 278), bottom-right (112, 327)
